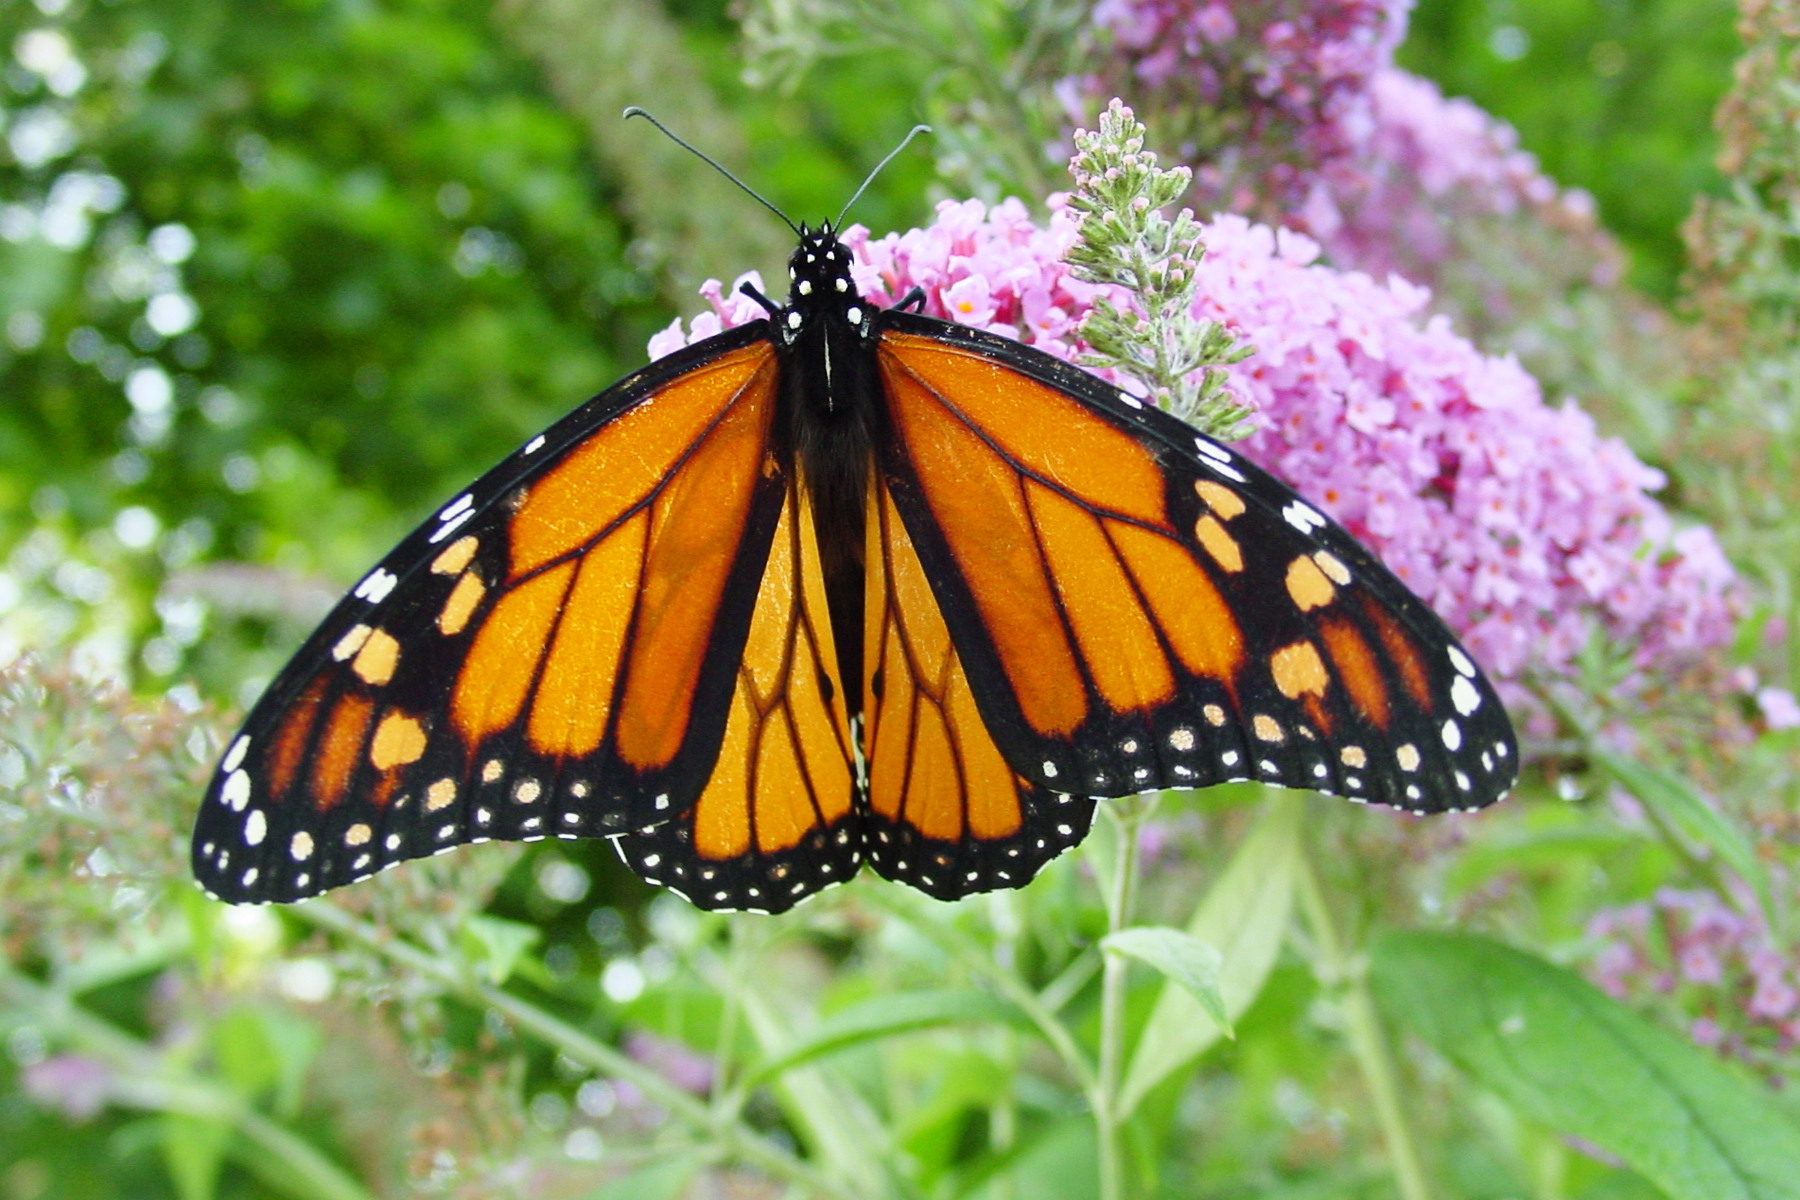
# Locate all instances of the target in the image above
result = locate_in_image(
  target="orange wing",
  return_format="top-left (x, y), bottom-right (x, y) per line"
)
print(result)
top-left (193, 332), bottom-right (788, 902)
top-left (872, 318), bottom-right (1517, 813)
top-left (860, 477), bottom-right (1096, 899)
top-left (613, 471), bottom-right (861, 913)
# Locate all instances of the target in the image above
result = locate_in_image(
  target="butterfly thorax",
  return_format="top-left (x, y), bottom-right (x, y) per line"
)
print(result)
top-left (776, 223), bottom-right (879, 715)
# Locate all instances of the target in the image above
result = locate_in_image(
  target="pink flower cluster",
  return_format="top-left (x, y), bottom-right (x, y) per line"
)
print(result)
top-left (649, 197), bottom-right (1739, 692)
top-left (1059, 2), bottom-right (1615, 290)
top-left (1589, 889), bottom-right (1800, 1057)
top-left (1061, 0), bottom-right (1409, 216)
top-left (1308, 68), bottom-right (1617, 288)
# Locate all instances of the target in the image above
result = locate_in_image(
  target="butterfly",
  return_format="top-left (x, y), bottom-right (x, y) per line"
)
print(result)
top-left (193, 198), bottom-right (1518, 913)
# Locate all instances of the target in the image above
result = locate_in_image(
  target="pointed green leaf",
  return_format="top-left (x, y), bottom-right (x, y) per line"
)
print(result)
top-left (1119, 794), bottom-right (1299, 1115)
top-left (744, 989), bottom-right (1025, 1086)
top-left (161, 1112), bottom-right (232, 1200)
top-left (1372, 930), bottom-right (1800, 1200)
top-left (1103, 926), bottom-right (1230, 1037)
top-left (459, 914), bottom-right (540, 984)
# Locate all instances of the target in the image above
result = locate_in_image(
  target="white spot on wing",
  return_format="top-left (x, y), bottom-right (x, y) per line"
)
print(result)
top-left (428, 507), bottom-right (475, 544)
top-left (1282, 501), bottom-right (1326, 534)
top-left (243, 809), bottom-right (266, 846)
top-left (353, 568), bottom-right (398, 604)
top-left (222, 769), bottom-right (251, 812)
top-left (1449, 646), bottom-right (1476, 677)
top-left (524, 434), bottom-right (546, 455)
top-left (223, 736), bottom-right (250, 773)
top-left (1442, 719), bottom-right (1463, 751)
top-left (1451, 676), bottom-right (1481, 715)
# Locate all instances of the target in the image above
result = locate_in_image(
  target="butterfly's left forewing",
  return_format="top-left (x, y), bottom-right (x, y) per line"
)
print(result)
top-left (194, 331), bottom-right (787, 903)
top-left (871, 315), bottom-right (1517, 815)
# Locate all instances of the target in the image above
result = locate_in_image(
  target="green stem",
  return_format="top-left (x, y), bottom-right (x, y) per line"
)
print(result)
top-left (1292, 844), bottom-right (1433, 1200)
top-left (293, 901), bottom-right (855, 1200)
top-left (1095, 792), bottom-right (1156, 1200)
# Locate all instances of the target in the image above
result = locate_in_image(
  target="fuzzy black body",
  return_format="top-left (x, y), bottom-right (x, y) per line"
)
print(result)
top-left (765, 224), bottom-right (883, 716)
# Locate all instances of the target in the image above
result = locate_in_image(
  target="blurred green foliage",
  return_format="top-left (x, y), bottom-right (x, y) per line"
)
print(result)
top-left (1401, 0), bottom-right (1741, 299)
top-left (5, 1), bottom-right (1800, 1199)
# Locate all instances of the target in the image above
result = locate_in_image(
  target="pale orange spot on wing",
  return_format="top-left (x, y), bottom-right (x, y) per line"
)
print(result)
top-left (1195, 479), bottom-right (1246, 519)
top-left (528, 511), bottom-right (648, 757)
top-left (1271, 641), bottom-right (1329, 700)
top-left (615, 368), bottom-right (776, 769)
top-left (432, 535), bottom-right (478, 575)
top-left (352, 629), bottom-right (399, 686)
top-left (452, 561), bottom-right (574, 744)
top-left (509, 345), bottom-right (775, 579)
top-left (312, 694), bottom-right (374, 810)
top-left (1026, 480), bottom-right (1173, 712)
top-left (1194, 515), bottom-right (1243, 572)
top-left (437, 571), bottom-right (487, 636)
top-left (1322, 615), bottom-right (1390, 729)
top-left (369, 711), bottom-right (427, 770)
top-left (1286, 555), bottom-right (1336, 612)
top-left (1109, 521), bottom-right (1243, 682)
top-left (878, 358), bottom-right (1086, 736)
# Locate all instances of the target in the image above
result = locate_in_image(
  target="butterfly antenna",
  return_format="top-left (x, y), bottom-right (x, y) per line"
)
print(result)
top-left (623, 106), bottom-right (800, 236)
top-left (836, 124), bottom-right (932, 230)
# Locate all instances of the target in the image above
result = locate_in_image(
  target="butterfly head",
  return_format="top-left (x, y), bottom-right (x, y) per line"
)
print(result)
top-left (784, 223), bottom-right (860, 326)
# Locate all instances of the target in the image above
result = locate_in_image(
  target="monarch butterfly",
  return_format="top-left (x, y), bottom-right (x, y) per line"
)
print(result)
top-left (193, 130), bottom-right (1517, 914)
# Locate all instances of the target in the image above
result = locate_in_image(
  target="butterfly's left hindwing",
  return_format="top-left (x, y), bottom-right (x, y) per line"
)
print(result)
top-left (193, 330), bottom-right (786, 903)
top-left (613, 468), bottom-right (861, 913)
top-left (871, 314), bottom-right (1517, 814)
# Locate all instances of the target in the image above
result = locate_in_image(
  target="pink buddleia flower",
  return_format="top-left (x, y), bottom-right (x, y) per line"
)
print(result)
top-left (651, 198), bottom-right (1738, 696)
top-left (1058, 1), bottom-right (1621, 301)
top-left (1587, 886), bottom-right (1800, 1061)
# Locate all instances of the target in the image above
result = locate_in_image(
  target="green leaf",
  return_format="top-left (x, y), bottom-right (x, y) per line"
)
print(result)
top-left (744, 989), bottom-right (1025, 1086)
top-left (1593, 749), bottom-right (1771, 915)
top-left (1102, 926), bottom-right (1230, 1038)
top-left (579, 1159), bottom-right (695, 1200)
top-left (459, 914), bottom-right (540, 985)
top-left (160, 1112), bottom-right (232, 1200)
top-left (1118, 793), bottom-right (1300, 1115)
top-left (1372, 930), bottom-right (1800, 1200)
